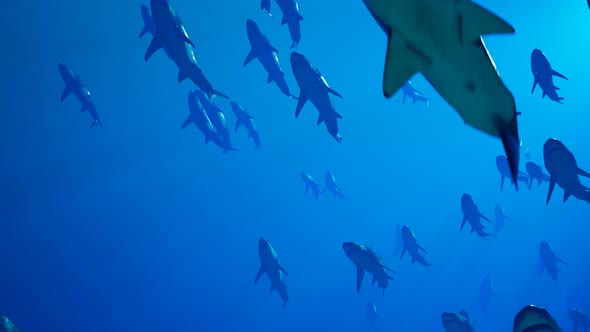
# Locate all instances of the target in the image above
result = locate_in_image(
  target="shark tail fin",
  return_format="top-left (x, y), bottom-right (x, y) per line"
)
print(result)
top-left (90, 120), bottom-right (103, 128)
top-left (496, 114), bottom-right (520, 191)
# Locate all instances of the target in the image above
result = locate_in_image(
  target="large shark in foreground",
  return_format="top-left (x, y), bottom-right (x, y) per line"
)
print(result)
top-left (291, 52), bottom-right (343, 142)
top-left (255, 237), bottom-right (289, 309)
top-left (361, 0), bottom-right (521, 185)
top-left (244, 19), bottom-right (297, 99)
top-left (531, 49), bottom-right (568, 104)
top-left (514, 305), bottom-right (563, 332)
top-left (342, 242), bottom-right (395, 297)
top-left (543, 138), bottom-right (590, 204)
top-left (58, 64), bottom-right (103, 128)
top-left (144, 0), bottom-right (227, 100)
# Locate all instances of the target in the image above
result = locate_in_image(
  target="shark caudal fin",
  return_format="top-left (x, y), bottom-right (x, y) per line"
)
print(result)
top-left (496, 115), bottom-right (520, 190)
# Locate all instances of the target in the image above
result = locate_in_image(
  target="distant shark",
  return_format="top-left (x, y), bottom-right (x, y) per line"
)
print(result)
top-left (361, 0), bottom-right (521, 185)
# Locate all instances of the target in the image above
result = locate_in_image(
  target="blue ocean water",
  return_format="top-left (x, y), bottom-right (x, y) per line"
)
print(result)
top-left (1, 0), bottom-right (589, 331)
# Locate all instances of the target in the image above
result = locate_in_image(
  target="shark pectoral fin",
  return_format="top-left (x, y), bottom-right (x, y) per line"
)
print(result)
top-left (180, 33), bottom-right (196, 48)
top-left (356, 267), bottom-right (365, 293)
top-left (278, 264), bottom-right (288, 276)
top-left (334, 112), bottom-right (343, 119)
top-left (295, 94), bottom-right (308, 118)
top-left (564, 191), bottom-right (571, 203)
top-left (547, 176), bottom-right (556, 204)
top-left (578, 167), bottom-right (590, 178)
top-left (460, 215), bottom-right (467, 231)
top-left (234, 121), bottom-right (242, 132)
top-left (139, 25), bottom-right (149, 38)
top-left (418, 245), bottom-right (428, 254)
top-left (382, 265), bottom-right (396, 274)
top-left (400, 248), bottom-right (406, 260)
top-left (267, 75), bottom-right (273, 84)
top-left (296, 13), bottom-right (304, 21)
top-left (500, 175), bottom-right (505, 191)
top-left (178, 68), bottom-right (189, 83)
top-left (480, 213), bottom-right (492, 223)
top-left (557, 257), bottom-right (567, 265)
top-left (382, 31), bottom-right (430, 98)
top-left (60, 87), bottom-right (71, 102)
top-left (551, 69), bottom-right (568, 80)
top-left (317, 114), bottom-right (324, 125)
top-left (371, 275), bottom-right (377, 285)
top-left (457, 1), bottom-right (514, 43)
top-left (281, 15), bottom-right (287, 25)
top-left (243, 49), bottom-right (257, 67)
top-left (327, 87), bottom-right (343, 99)
top-left (254, 265), bottom-right (264, 284)
top-left (181, 116), bottom-right (192, 129)
top-left (145, 34), bottom-right (163, 61)
top-left (531, 78), bottom-right (538, 93)
top-left (402, 94), bottom-right (407, 104)
top-left (542, 91), bottom-right (547, 99)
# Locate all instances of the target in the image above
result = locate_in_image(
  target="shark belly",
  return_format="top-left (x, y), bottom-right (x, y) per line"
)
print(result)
top-left (422, 41), bottom-right (515, 137)
top-left (546, 151), bottom-right (582, 189)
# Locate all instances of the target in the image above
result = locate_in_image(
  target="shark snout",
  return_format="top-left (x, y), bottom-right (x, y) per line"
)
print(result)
top-left (290, 52), bottom-right (306, 65)
top-left (543, 138), bottom-right (564, 155)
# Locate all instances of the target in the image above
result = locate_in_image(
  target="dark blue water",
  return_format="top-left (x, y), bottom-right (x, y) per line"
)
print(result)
top-left (1, 1), bottom-right (589, 331)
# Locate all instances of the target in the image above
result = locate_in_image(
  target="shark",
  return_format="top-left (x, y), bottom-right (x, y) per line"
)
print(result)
top-left (361, 0), bottom-right (521, 185)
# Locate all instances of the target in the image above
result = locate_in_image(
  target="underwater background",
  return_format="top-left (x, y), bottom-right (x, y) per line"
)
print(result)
top-left (1, 0), bottom-right (589, 331)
